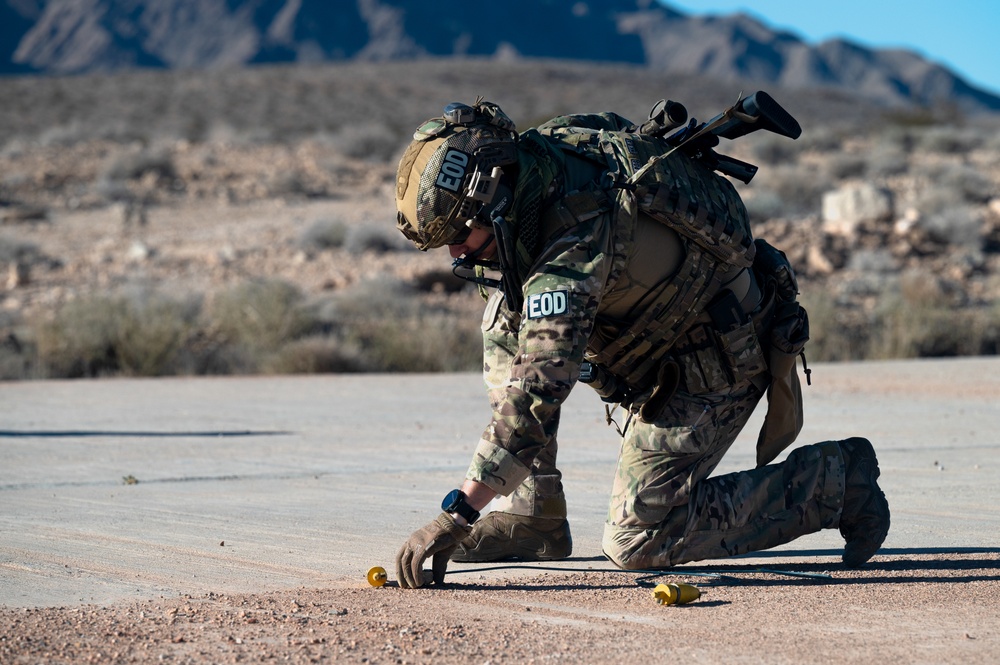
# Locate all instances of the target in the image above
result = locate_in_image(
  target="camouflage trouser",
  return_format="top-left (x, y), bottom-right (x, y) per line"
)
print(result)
top-left (602, 380), bottom-right (846, 569)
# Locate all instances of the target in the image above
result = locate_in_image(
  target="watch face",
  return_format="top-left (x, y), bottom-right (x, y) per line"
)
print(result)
top-left (442, 489), bottom-right (462, 512)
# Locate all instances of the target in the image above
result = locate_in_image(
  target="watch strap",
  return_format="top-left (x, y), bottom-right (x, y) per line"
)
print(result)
top-left (442, 489), bottom-right (481, 525)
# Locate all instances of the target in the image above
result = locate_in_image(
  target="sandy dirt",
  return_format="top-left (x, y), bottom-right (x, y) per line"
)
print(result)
top-left (2, 555), bottom-right (998, 664)
top-left (2, 360), bottom-right (999, 664)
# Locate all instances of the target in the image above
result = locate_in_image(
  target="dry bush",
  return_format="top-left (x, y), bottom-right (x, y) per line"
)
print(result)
top-left (31, 288), bottom-right (199, 378)
top-left (801, 270), bottom-right (999, 361)
top-left (298, 218), bottom-right (348, 251)
top-left (0, 319), bottom-right (35, 380)
top-left (932, 164), bottom-right (995, 205)
top-left (17, 277), bottom-right (481, 378)
top-left (342, 314), bottom-right (482, 372)
top-left (916, 125), bottom-right (981, 154)
top-left (0, 235), bottom-right (40, 264)
top-left (328, 122), bottom-right (404, 162)
top-left (33, 295), bottom-right (125, 377)
top-left (919, 207), bottom-right (981, 248)
top-left (412, 268), bottom-right (471, 294)
top-left (101, 146), bottom-right (176, 181)
top-left (866, 144), bottom-right (909, 177)
top-left (114, 289), bottom-right (200, 376)
top-left (742, 190), bottom-right (786, 223)
top-left (747, 164), bottom-right (830, 218)
top-left (748, 134), bottom-right (800, 165)
top-left (795, 126), bottom-right (846, 153)
top-left (265, 168), bottom-right (316, 198)
top-left (316, 277), bottom-right (481, 372)
top-left (343, 225), bottom-right (412, 254)
top-left (207, 279), bottom-right (314, 356)
top-left (798, 290), bottom-right (865, 362)
top-left (866, 296), bottom-right (995, 358)
top-left (824, 153), bottom-right (868, 180)
top-left (264, 336), bottom-right (369, 374)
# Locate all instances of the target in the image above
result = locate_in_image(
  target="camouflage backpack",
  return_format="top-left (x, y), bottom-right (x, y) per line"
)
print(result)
top-left (539, 120), bottom-right (757, 395)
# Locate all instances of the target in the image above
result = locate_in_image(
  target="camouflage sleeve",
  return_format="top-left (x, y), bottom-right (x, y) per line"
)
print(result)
top-left (466, 215), bottom-right (615, 496)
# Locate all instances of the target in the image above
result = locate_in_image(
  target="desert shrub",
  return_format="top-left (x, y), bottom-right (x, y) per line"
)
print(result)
top-left (882, 108), bottom-right (938, 129)
top-left (0, 235), bottom-right (40, 263)
top-left (749, 134), bottom-right (799, 164)
top-left (37, 121), bottom-right (93, 147)
top-left (824, 153), bottom-right (868, 180)
top-left (412, 268), bottom-right (470, 294)
top-left (32, 289), bottom-right (199, 377)
top-left (100, 146), bottom-right (177, 182)
top-left (343, 314), bottom-right (482, 372)
top-left (867, 145), bottom-right (909, 177)
top-left (801, 272), bottom-right (998, 362)
top-left (264, 336), bottom-right (368, 374)
top-left (983, 128), bottom-right (1000, 155)
top-left (796, 126), bottom-right (845, 153)
top-left (317, 276), bottom-right (420, 322)
top-left (344, 224), bottom-right (410, 254)
top-left (329, 122), bottom-right (403, 162)
top-left (0, 344), bottom-right (32, 380)
top-left (266, 170), bottom-right (309, 197)
top-left (743, 190), bottom-right (786, 222)
top-left (846, 250), bottom-right (897, 273)
top-left (752, 164), bottom-right (829, 216)
top-left (916, 126), bottom-right (980, 154)
top-left (34, 295), bottom-right (126, 377)
top-left (797, 290), bottom-right (860, 362)
top-left (208, 279), bottom-right (314, 356)
top-left (866, 295), bottom-right (986, 358)
top-left (317, 277), bottom-right (481, 372)
top-left (0, 322), bottom-right (35, 380)
top-left (919, 206), bottom-right (981, 247)
top-left (932, 164), bottom-right (995, 205)
top-left (114, 289), bottom-right (199, 375)
top-left (298, 218), bottom-right (348, 251)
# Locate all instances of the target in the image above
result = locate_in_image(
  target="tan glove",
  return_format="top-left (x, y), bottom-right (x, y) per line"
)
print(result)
top-left (395, 512), bottom-right (471, 589)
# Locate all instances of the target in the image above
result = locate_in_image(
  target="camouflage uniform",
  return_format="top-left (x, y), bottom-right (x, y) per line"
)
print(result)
top-left (465, 112), bottom-right (851, 569)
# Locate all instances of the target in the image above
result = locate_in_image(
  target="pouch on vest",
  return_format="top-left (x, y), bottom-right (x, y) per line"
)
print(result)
top-left (754, 245), bottom-right (810, 467)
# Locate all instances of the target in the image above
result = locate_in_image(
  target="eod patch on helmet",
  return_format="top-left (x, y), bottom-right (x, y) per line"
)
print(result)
top-left (434, 149), bottom-right (471, 192)
top-left (395, 101), bottom-right (518, 251)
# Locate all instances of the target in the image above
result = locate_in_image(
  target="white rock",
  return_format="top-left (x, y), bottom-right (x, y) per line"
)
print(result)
top-left (822, 183), bottom-right (894, 236)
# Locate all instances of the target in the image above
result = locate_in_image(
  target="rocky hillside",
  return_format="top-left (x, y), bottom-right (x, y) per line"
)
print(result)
top-left (1, 60), bottom-right (999, 379)
top-left (3, 0), bottom-right (999, 114)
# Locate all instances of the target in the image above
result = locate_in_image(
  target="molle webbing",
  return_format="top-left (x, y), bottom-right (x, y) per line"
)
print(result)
top-left (589, 245), bottom-right (724, 389)
top-left (601, 132), bottom-right (756, 268)
top-left (588, 131), bottom-right (754, 394)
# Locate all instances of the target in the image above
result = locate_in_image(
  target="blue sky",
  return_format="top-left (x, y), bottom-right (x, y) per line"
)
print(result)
top-left (665, 1), bottom-right (1000, 95)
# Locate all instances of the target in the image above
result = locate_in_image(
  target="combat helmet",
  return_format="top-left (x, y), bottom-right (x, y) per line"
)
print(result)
top-left (395, 100), bottom-right (518, 250)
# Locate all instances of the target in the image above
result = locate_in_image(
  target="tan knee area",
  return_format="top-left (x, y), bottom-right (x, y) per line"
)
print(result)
top-left (601, 526), bottom-right (647, 570)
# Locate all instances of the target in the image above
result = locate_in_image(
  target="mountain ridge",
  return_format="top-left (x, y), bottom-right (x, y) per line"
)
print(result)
top-left (2, 0), bottom-right (998, 114)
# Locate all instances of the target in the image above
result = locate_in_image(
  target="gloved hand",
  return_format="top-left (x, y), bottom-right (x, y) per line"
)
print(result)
top-left (395, 512), bottom-right (472, 589)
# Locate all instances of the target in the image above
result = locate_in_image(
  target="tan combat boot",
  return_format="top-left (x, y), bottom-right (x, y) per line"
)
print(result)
top-left (839, 437), bottom-right (891, 567)
top-left (451, 513), bottom-right (573, 562)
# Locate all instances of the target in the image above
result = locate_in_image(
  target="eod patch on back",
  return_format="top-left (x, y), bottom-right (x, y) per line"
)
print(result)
top-left (526, 290), bottom-right (570, 319)
top-left (435, 149), bottom-right (471, 192)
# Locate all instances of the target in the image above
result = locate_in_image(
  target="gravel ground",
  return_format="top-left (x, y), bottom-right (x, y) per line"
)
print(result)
top-left (2, 358), bottom-right (999, 664)
top-left (3, 552), bottom-right (998, 664)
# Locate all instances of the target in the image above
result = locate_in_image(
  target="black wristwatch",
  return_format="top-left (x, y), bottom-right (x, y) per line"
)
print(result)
top-left (441, 489), bottom-right (480, 525)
